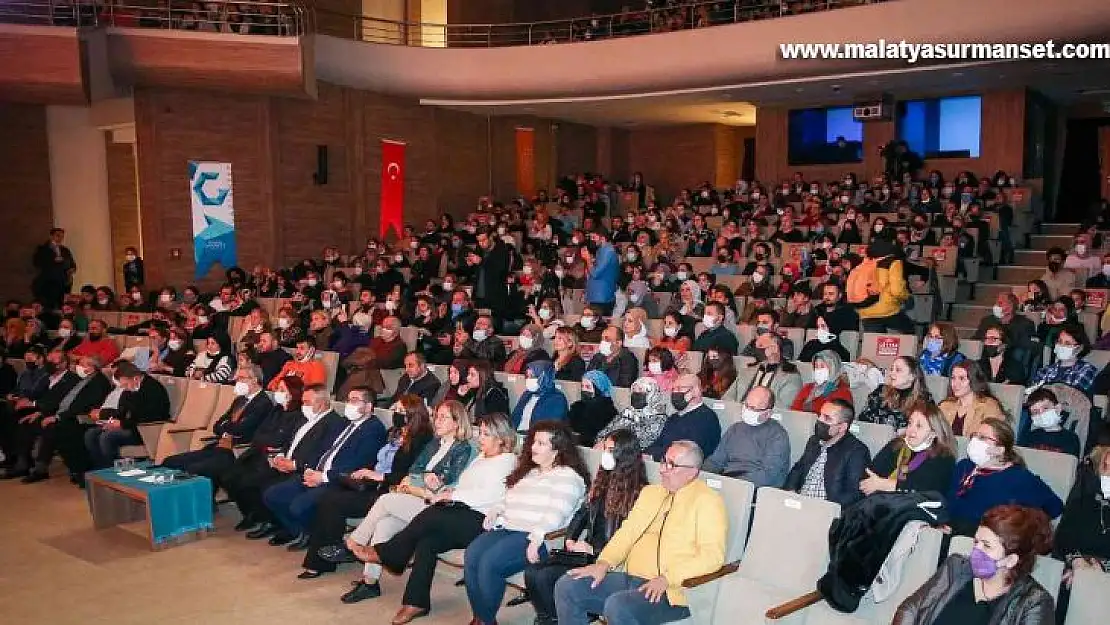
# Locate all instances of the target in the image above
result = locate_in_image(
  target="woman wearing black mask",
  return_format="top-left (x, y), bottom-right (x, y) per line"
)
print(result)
top-left (568, 370), bottom-right (618, 446)
top-left (594, 376), bottom-right (668, 449)
top-left (977, 324), bottom-right (1028, 385)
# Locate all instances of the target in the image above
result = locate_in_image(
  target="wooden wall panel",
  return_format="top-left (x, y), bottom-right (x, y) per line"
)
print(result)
top-left (433, 107), bottom-right (491, 216)
top-left (610, 128), bottom-right (631, 183)
top-left (106, 141), bottom-right (141, 293)
top-left (713, 125), bottom-right (741, 189)
top-left (628, 124), bottom-right (717, 201)
top-left (0, 26), bottom-right (87, 105)
top-left (0, 103), bottom-right (55, 301)
top-left (557, 121), bottom-right (599, 178)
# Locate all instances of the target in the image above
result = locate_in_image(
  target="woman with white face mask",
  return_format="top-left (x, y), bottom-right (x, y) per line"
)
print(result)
top-left (945, 418), bottom-right (1063, 537)
top-left (1029, 325), bottom-right (1099, 394)
top-left (528, 297), bottom-right (565, 340)
top-left (1054, 442), bottom-right (1110, 586)
top-left (859, 402), bottom-right (957, 496)
top-left (797, 316), bottom-right (850, 363)
top-left (503, 324), bottom-right (549, 375)
top-left (791, 350), bottom-right (854, 413)
top-left (522, 429), bottom-right (647, 625)
top-left (510, 360), bottom-right (569, 433)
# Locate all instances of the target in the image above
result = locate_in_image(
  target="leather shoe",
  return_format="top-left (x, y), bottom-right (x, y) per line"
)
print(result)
top-left (0, 468), bottom-right (29, 480)
top-left (318, 545), bottom-right (358, 564)
top-left (245, 522), bottom-right (277, 540)
top-left (391, 605), bottom-right (429, 625)
top-left (234, 515), bottom-right (258, 532)
top-left (286, 533), bottom-right (310, 551)
top-left (506, 591), bottom-right (530, 607)
top-left (20, 471), bottom-right (49, 484)
top-left (268, 530), bottom-right (296, 546)
top-left (340, 580), bottom-right (381, 604)
top-left (297, 570), bottom-right (323, 580)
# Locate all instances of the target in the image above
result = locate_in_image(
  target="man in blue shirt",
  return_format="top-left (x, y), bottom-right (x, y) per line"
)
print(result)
top-left (585, 229), bottom-right (619, 316)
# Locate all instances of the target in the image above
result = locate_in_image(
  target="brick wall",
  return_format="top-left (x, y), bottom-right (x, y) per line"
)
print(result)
top-left (106, 141), bottom-right (141, 293)
top-left (0, 103), bottom-right (55, 301)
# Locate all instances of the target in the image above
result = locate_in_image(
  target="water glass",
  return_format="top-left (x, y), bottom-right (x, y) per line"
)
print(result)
top-left (113, 459), bottom-right (126, 472)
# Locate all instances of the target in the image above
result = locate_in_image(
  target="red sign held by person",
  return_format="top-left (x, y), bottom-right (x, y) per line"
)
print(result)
top-left (380, 139), bottom-right (406, 240)
top-left (876, 336), bottom-right (900, 357)
top-left (1088, 290), bottom-right (1108, 310)
top-left (932, 248), bottom-right (948, 262)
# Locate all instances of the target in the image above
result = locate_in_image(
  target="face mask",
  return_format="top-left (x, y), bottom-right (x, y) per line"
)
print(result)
top-left (306, 279), bottom-right (318, 288)
top-left (538, 307), bottom-right (553, 321)
top-left (647, 361), bottom-right (664, 375)
top-left (630, 391), bottom-right (647, 409)
top-left (817, 329), bottom-right (835, 344)
top-left (966, 437), bottom-right (994, 466)
top-left (24, 360), bottom-right (39, 370)
top-left (580, 316), bottom-right (596, 330)
top-left (750, 192), bottom-right (760, 200)
top-left (906, 434), bottom-right (934, 453)
top-left (990, 304), bottom-right (1006, 319)
top-left (981, 344), bottom-right (1002, 359)
top-left (301, 405), bottom-right (317, 419)
top-left (442, 281), bottom-right (455, 291)
top-left (814, 420), bottom-right (834, 442)
top-left (625, 251), bottom-right (637, 262)
top-left (598, 340), bottom-right (613, 357)
top-left (741, 407), bottom-right (764, 427)
top-left (599, 451), bottom-right (616, 471)
top-left (969, 547), bottom-right (1002, 580)
top-left (1032, 408), bottom-right (1061, 430)
top-left (874, 224), bottom-right (884, 233)
top-left (1100, 475), bottom-right (1110, 497)
top-left (1048, 261), bottom-right (1062, 273)
top-left (168, 339), bottom-right (184, 351)
top-left (1076, 244), bottom-right (1087, 255)
top-left (450, 303), bottom-right (465, 316)
top-left (752, 272), bottom-right (765, 284)
top-left (554, 269), bottom-right (565, 279)
top-left (1054, 344), bottom-right (1077, 361)
top-left (924, 337), bottom-right (943, 354)
top-left (343, 403), bottom-right (363, 421)
top-left (384, 300), bottom-right (397, 311)
top-left (813, 367), bottom-right (830, 385)
top-left (524, 377), bottom-right (540, 393)
top-left (196, 316), bottom-right (209, 325)
top-left (472, 329), bottom-right (488, 342)
top-left (273, 391), bottom-right (290, 406)
top-left (702, 314), bottom-right (719, 329)
top-left (663, 326), bottom-right (678, 338)
top-left (57, 327), bottom-right (73, 339)
top-left (675, 271), bottom-right (688, 281)
top-left (233, 381), bottom-right (251, 396)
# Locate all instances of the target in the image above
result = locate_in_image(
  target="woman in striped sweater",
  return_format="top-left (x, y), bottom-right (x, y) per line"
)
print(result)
top-left (185, 334), bottom-right (235, 384)
top-left (463, 420), bottom-right (589, 625)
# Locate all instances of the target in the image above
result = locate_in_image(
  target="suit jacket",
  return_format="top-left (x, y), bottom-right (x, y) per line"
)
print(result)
top-left (315, 417), bottom-right (388, 482)
top-left (587, 348), bottom-right (640, 388)
top-left (473, 241), bottom-right (511, 311)
top-left (56, 372), bottom-right (112, 420)
top-left (286, 411), bottom-right (346, 472)
top-left (211, 392), bottom-right (273, 444)
top-left (388, 371), bottom-right (442, 405)
top-left (246, 407), bottom-right (304, 457)
top-left (33, 372), bottom-right (80, 416)
top-left (784, 433), bottom-right (871, 507)
top-left (116, 375), bottom-right (171, 432)
top-left (742, 364), bottom-right (803, 412)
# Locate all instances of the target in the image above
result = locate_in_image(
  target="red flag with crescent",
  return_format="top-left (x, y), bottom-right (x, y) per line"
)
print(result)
top-left (380, 139), bottom-right (405, 239)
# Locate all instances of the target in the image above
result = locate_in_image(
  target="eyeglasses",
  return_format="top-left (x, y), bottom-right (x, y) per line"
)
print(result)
top-left (971, 433), bottom-right (999, 444)
top-left (659, 459), bottom-right (699, 471)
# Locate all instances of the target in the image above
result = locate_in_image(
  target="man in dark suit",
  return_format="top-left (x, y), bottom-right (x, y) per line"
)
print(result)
top-left (467, 227), bottom-right (511, 321)
top-left (31, 228), bottom-right (77, 309)
top-left (16, 354), bottom-right (112, 483)
top-left (378, 352), bottom-right (442, 407)
top-left (243, 384), bottom-right (346, 541)
top-left (161, 368), bottom-right (270, 486)
top-left (0, 346), bottom-right (50, 469)
top-left (261, 386), bottom-right (387, 550)
top-left (79, 361), bottom-right (170, 478)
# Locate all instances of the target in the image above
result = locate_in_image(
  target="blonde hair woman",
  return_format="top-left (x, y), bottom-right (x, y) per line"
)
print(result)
top-left (621, 307), bottom-right (651, 349)
top-left (552, 326), bottom-right (586, 382)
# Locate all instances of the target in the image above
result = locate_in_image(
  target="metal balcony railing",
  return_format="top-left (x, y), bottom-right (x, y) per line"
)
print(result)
top-left (0, 1), bottom-right (311, 36)
top-left (319, 0), bottom-right (893, 48)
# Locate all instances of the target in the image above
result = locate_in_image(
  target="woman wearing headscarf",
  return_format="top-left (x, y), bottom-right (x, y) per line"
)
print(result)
top-left (568, 370), bottom-right (618, 446)
top-left (185, 334), bottom-right (235, 384)
top-left (790, 350), bottom-right (854, 413)
top-left (594, 376), bottom-right (668, 450)
top-left (504, 324), bottom-right (549, 375)
top-left (511, 360), bottom-right (569, 432)
top-left (621, 308), bottom-right (652, 349)
top-left (623, 279), bottom-right (658, 319)
top-left (670, 280), bottom-right (705, 333)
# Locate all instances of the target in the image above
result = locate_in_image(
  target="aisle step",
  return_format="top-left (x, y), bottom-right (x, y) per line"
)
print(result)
top-left (969, 283), bottom-right (1021, 304)
top-left (1028, 234), bottom-right (1075, 251)
top-left (1040, 223), bottom-right (1081, 236)
top-left (950, 303), bottom-right (990, 327)
top-left (1013, 250), bottom-right (1047, 266)
top-left (991, 266), bottom-right (1046, 284)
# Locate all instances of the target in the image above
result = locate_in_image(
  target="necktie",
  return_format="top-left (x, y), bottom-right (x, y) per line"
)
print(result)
top-left (316, 422), bottom-right (359, 470)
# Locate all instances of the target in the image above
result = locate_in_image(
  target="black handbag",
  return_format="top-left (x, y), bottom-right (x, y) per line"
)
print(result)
top-left (545, 549), bottom-right (595, 568)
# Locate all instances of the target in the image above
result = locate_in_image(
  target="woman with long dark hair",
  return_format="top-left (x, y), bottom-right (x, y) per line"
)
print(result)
top-left (523, 429), bottom-right (648, 625)
top-left (465, 359), bottom-right (510, 420)
top-left (860, 401), bottom-right (957, 497)
top-left (858, 355), bottom-right (931, 430)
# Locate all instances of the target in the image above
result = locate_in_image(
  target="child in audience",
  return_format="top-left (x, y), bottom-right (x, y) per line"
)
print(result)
top-left (1019, 387), bottom-right (1081, 458)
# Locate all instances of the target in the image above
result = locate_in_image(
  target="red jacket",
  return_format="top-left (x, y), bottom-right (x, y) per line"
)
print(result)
top-left (790, 379), bottom-right (854, 413)
top-left (71, 337), bottom-right (121, 366)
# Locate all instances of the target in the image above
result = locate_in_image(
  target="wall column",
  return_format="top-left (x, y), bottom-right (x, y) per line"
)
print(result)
top-left (46, 106), bottom-right (114, 291)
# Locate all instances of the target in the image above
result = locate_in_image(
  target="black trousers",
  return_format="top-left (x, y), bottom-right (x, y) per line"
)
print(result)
top-left (53, 419), bottom-right (93, 476)
top-left (375, 503), bottom-right (485, 610)
top-left (162, 446), bottom-right (236, 491)
top-left (220, 452), bottom-right (289, 523)
top-left (14, 416), bottom-right (68, 472)
top-left (0, 402), bottom-right (22, 467)
top-left (524, 562), bottom-right (574, 620)
top-left (302, 486), bottom-right (383, 572)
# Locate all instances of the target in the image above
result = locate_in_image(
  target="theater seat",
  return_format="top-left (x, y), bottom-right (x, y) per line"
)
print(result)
top-left (153, 380), bottom-right (222, 464)
top-left (1065, 568), bottom-right (1110, 625)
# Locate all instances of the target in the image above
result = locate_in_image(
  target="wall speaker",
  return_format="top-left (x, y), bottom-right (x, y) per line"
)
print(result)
top-left (313, 145), bottom-right (328, 185)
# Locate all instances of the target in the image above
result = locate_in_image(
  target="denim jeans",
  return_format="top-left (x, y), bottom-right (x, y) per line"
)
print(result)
top-left (84, 428), bottom-right (141, 469)
top-left (554, 571), bottom-right (690, 625)
top-left (464, 529), bottom-right (545, 623)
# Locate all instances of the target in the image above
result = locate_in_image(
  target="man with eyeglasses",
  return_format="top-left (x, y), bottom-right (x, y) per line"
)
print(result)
top-left (783, 398), bottom-right (870, 507)
top-left (555, 440), bottom-right (727, 625)
top-left (702, 386), bottom-right (791, 488)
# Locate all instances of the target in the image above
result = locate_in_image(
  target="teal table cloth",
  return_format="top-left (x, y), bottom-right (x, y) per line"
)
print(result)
top-left (88, 464), bottom-right (213, 545)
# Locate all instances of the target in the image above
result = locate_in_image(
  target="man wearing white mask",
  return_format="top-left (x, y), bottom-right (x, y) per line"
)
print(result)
top-left (586, 326), bottom-right (639, 388)
top-left (702, 386), bottom-right (790, 487)
top-left (1065, 233), bottom-right (1101, 273)
top-left (643, 374), bottom-right (721, 462)
top-left (692, 302), bottom-right (739, 355)
top-left (457, 314), bottom-right (507, 368)
top-left (339, 316), bottom-right (406, 398)
top-left (262, 386), bottom-right (387, 549)
top-left (1018, 387), bottom-right (1080, 458)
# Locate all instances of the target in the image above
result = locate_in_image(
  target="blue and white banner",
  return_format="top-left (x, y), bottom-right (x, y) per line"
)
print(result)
top-left (189, 161), bottom-right (237, 280)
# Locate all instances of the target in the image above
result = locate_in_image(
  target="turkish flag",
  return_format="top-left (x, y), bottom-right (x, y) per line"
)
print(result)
top-left (380, 139), bottom-right (405, 239)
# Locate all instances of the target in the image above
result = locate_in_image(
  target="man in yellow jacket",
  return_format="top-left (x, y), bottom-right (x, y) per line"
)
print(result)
top-left (554, 440), bottom-right (728, 625)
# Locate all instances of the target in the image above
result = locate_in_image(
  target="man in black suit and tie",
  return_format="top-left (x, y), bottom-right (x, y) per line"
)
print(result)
top-left (261, 386), bottom-right (388, 550)
top-left (31, 228), bottom-right (77, 309)
top-left (0, 349), bottom-right (78, 479)
top-left (161, 368), bottom-right (270, 486)
top-left (244, 384), bottom-right (346, 541)
top-left (17, 354), bottom-right (112, 483)
top-left (378, 352), bottom-right (442, 407)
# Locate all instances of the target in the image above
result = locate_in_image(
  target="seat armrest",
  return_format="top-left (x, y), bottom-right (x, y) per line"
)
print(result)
top-left (166, 426), bottom-right (205, 433)
top-left (682, 561), bottom-right (740, 588)
top-left (764, 590), bottom-right (823, 620)
top-left (544, 528), bottom-right (567, 541)
top-left (138, 420), bottom-right (172, 427)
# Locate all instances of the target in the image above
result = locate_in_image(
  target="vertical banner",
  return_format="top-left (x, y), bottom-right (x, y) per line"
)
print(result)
top-left (189, 161), bottom-right (236, 280)
top-left (515, 127), bottom-right (535, 199)
top-left (380, 139), bottom-right (406, 240)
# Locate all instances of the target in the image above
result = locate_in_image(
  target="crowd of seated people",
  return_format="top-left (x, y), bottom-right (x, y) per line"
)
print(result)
top-left (45, 0), bottom-right (295, 35)
top-left (3, 161), bottom-right (1110, 624)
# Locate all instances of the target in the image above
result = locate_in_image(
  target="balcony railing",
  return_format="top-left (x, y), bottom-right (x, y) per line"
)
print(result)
top-left (320, 0), bottom-right (893, 48)
top-left (0, 1), bottom-right (310, 36)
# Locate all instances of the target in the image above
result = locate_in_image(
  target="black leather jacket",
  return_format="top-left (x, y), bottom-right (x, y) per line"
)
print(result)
top-left (565, 497), bottom-right (624, 554)
top-left (892, 555), bottom-right (1054, 625)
